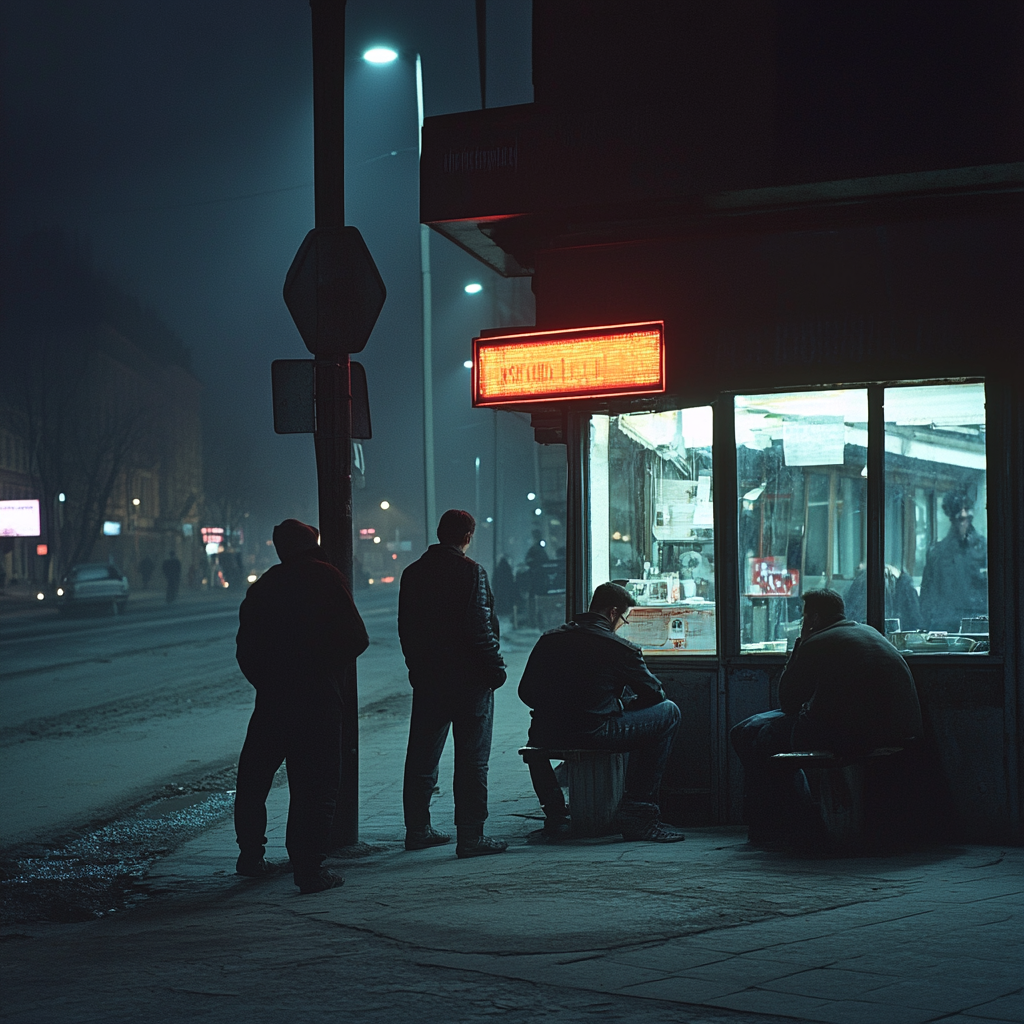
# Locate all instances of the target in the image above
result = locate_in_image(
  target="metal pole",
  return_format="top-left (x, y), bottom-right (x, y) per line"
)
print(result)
top-left (309, 0), bottom-right (358, 848)
top-left (417, 54), bottom-right (436, 544)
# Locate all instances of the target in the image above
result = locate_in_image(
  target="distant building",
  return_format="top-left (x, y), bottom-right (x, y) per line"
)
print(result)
top-left (0, 238), bottom-right (204, 589)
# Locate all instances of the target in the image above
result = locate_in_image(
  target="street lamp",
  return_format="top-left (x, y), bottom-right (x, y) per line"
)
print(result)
top-left (363, 46), bottom-right (436, 543)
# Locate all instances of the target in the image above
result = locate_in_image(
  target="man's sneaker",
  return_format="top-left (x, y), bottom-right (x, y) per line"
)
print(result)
top-left (405, 825), bottom-right (452, 851)
top-left (296, 868), bottom-right (344, 894)
top-left (455, 835), bottom-right (508, 859)
top-left (615, 801), bottom-right (685, 843)
top-left (622, 819), bottom-right (686, 843)
top-left (235, 856), bottom-right (281, 878)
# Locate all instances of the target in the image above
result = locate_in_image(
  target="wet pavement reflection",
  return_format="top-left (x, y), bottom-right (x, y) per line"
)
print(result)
top-left (1, 783), bottom-right (236, 924)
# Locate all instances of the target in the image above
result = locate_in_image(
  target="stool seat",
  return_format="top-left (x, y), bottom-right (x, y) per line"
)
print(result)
top-left (770, 747), bottom-right (906, 852)
top-left (519, 747), bottom-right (625, 838)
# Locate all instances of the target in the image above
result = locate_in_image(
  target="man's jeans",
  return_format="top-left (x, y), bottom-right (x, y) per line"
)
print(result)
top-left (403, 685), bottom-right (494, 829)
top-left (529, 700), bottom-right (682, 816)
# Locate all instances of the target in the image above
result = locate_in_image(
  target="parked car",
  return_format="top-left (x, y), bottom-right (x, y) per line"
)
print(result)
top-left (56, 563), bottom-right (129, 616)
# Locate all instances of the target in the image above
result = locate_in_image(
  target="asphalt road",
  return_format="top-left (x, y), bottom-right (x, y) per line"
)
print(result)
top-left (0, 584), bottom-right (408, 852)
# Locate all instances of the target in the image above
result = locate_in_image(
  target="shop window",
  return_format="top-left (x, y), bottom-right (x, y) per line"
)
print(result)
top-left (882, 383), bottom-right (988, 652)
top-left (735, 390), bottom-right (868, 652)
top-left (589, 408), bottom-right (715, 656)
top-left (735, 382), bottom-right (988, 656)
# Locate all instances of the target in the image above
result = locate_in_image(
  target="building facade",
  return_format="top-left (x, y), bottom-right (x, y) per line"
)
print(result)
top-left (421, 2), bottom-right (1024, 841)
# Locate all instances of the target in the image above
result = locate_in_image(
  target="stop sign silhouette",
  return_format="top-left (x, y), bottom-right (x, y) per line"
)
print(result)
top-left (283, 226), bottom-right (386, 355)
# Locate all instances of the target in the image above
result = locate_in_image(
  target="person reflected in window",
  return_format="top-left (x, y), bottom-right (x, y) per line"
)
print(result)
top-left (919, 490), bottom-right (987, 633)
top-left (844, 564), bottom-right (923, 632)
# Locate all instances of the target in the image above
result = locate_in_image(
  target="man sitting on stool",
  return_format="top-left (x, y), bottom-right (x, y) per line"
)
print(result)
top-left (730, 588), bottom-right (922, 846)
top-left (518, 582), bottom-right (685, 843)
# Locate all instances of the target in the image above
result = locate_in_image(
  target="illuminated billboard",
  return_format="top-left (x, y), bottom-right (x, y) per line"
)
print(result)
top-left (472, 322), bottom-right (666, 407)
top-left (0, 499), bottom-right (41, 537)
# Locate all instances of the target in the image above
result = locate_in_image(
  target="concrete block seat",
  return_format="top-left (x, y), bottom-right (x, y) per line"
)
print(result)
top-left (771, 745), bottom-right (910, 853)
top-left (518, 747), bottom-right (625, 838)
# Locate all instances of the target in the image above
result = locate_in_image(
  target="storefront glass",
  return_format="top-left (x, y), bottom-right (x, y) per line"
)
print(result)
top-left (881, 382), bottom-right (988, 653)
top-left (734, 382), bottom-right (988, 655)
top-left (735, 390), bottom-right (869, 652)
top-left (589, 408), bottom-right (715, 656)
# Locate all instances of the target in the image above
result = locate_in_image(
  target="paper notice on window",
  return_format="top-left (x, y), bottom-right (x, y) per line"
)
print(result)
top-left (782, 417), bottom-right (846, 466)
top-left (693, 475), bottom-right (713, 526)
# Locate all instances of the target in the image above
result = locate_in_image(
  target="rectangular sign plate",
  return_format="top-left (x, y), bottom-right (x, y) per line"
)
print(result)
top-left (472, 322), bottom-right (665, 406)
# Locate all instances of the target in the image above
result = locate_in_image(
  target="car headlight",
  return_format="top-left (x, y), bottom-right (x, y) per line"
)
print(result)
top-left (56, 587), bottom-right (64, 596)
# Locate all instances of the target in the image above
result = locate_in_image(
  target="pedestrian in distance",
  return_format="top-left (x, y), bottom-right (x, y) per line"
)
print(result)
top-left (161, 551), bottom-right (181, 602)
top-left (518, 582), bottom-right (685, 843)
top-left (233, 519), bottom-right (369, 894)
top-left (399, 509), bottom-right (508, 858)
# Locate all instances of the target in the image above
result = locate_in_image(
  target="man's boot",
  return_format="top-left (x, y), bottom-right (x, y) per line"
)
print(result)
top-left (455, 824), bottom-right (508, 858)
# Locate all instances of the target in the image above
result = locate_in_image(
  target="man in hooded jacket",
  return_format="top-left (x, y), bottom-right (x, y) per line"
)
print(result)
top-left (234, 519), bottom-right (368, 893)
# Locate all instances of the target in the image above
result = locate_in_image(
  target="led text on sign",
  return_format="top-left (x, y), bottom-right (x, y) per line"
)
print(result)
top-left (472, 323), bottom-right (665, 406)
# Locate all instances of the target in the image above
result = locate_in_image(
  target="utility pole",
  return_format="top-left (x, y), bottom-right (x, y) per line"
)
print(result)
top-left (309, 0), bottom-right (357, 848)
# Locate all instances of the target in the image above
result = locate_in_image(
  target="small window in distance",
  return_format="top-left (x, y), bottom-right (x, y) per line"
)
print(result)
top-left (589, 408), bottom-right (715, 656)
top-left (735, 389), bottom-right (868, 653)
top-left (881, 382), bottom-right (987, 654)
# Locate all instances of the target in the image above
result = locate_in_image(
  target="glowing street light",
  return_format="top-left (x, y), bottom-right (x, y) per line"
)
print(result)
top-left (364, 45), bottom-right (436, 542)
top-left (464, 282), bottom-right (483, 294)
top-left (380, 500), bottom-right (390, 510)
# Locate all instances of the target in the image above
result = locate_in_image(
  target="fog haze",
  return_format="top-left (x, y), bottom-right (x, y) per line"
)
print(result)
top-left (1, 0), bottom-right (538, 564)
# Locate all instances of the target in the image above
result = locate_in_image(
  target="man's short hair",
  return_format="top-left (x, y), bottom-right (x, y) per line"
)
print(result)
top-left (941, 490), bottom-right (974, 520)
top-left (437, 509), bottom-right (475, 545)
top-left (801, 588), bottom-right (845, 625)
top-left (589, 582), bottom-right (636, 614)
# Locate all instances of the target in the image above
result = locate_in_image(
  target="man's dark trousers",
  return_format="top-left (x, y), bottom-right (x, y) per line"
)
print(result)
top-left (403, 683), bottom-right (494, 829)
top-left (529, 700), bottom-right (681, 815)
top-left (234, 688), bottom-right (341, 876)
top-left (730, 710), bottom-right (835, 835)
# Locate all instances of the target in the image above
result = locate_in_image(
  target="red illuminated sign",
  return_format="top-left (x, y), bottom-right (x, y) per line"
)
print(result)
top-left (746, 557), bottom-right (800, 597)
top-left (472, 322), bottom-right (665, 406)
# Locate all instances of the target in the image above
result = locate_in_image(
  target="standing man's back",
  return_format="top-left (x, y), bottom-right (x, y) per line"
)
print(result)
top-left (234, 519), bottom-right (368, 894)
top-left (398, 509), bottom-right (508, 858)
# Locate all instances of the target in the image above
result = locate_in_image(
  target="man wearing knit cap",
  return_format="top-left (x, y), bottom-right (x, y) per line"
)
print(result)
top-left (234, 518), bottom-right (368, 893)
top-left (399, 509), bottom-right (508, 858)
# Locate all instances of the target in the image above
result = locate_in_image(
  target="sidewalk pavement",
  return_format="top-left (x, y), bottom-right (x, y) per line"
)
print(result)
top-left (3, 629), bottom-right (1022, 1024)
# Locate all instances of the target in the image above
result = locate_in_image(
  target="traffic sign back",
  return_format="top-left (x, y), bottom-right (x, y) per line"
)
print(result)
top-left (283, 226), bottom-right (386, 355)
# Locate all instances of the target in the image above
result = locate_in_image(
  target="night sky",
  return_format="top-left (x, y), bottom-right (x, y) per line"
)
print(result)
top-left (1, 0), bottom-right (537, 559)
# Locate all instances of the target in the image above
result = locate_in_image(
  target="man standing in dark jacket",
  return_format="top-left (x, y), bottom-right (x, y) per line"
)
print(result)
top-left (234, 519), bottom-right (368, 893)
top-left (919, 489), bottom-right (988, 632)
top-left (518, 582), bottom-right (685, 843)
top-left (399, 509), bottom-right (508, 858)
top-left (730, 588), bottom-right (922, 845)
